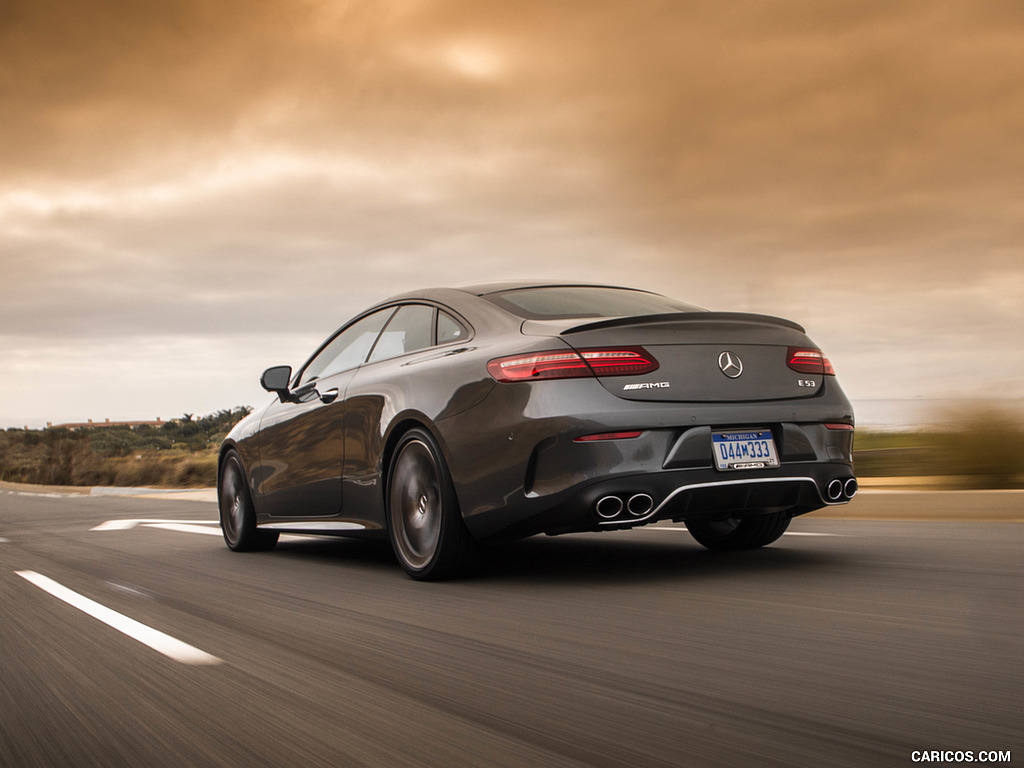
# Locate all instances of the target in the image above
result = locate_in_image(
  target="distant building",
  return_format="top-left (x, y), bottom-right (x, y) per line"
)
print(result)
top-left (48, 418), bottom-right (165, 431)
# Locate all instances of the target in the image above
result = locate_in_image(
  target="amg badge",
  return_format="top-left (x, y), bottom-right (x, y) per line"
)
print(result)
top-left (623, 382), bottom-right (671, 391)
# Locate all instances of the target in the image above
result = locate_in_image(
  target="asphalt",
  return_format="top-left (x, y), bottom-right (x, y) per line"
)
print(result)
top-left (1, 489), bottom-right (1020, 767)
top-left (2, 478), bottom-right (1022, 520)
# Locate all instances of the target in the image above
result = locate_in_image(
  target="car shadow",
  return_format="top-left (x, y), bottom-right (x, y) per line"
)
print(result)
top-left (273, 535), bottom-right (396, 569)
top-left (471, 533), bottom-right (844, 585)
top-left (266, 530), bottom-right (849, 586)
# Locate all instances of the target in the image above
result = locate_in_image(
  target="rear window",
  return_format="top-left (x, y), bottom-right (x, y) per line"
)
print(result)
top-left (484, 286), bottom-right (703, 320)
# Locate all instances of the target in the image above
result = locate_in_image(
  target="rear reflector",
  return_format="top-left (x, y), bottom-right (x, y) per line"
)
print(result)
top-left (825, 423), bottom-right (854, 431)
top-left (787, 347), bottom-right (835, 375)
top-left (573, 431), bottom-right (644, 442)
top-left (487, 347), bottom-right (658, 382)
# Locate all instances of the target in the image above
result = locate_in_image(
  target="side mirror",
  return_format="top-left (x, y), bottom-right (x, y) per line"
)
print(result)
top-left (260, 366), bottom-right (293, 401)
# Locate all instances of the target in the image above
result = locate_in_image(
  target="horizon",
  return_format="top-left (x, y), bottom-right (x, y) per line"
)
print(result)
top-left (7, 396), bottom-right (1023, 433)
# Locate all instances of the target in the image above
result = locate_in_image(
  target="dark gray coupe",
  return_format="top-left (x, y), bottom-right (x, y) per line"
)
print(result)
top-left (219, 282), bottom-right (856, 579)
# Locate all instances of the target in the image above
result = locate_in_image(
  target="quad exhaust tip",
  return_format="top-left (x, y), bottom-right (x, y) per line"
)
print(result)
top-left (844, 478), bottom-right (858, 499)
top-left (596, 495), bottom-right (624, 519)
top-left (827, 479), bottom-right (844, 501)
top-left (627, 493), bottom-right (654, 516)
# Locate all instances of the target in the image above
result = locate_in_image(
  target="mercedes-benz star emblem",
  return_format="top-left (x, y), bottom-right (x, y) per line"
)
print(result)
top-left (718, 351), bottom-right (743, 378)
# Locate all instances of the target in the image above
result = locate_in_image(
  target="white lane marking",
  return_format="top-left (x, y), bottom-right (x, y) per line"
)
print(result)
top-left (93, 519), bottom-right (143, 531)
top-left (145, 523), bottom-right (222, 536)
top-left (642, 527), bottom-right (840, 537)
top-left (92, 519), bottom-right (218, 531)
top-left (14, 571), bottom-right (221, 665)
top-left (0, 537), bottom-right (8, 543)
top-left (91, 519), bottom-right (327, 542)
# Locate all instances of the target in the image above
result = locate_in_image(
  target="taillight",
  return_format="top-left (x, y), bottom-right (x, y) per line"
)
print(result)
top-left (787, 347), bottom-right (835, 375)
top-left (578, 347), bottom-right (659, 376)
top-left (486, 351), bottom-right (591, 382)
top-left (487, 347), bottom-right (658, 382)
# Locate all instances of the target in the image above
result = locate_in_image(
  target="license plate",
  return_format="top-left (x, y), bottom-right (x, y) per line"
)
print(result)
top-left (712, 430), bottom-right (780, 471)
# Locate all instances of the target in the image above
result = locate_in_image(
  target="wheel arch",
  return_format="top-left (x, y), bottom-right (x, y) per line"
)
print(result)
top-left (379, 414), bottom-right (459, 517)
top-left (217, 440), bottom-right (238, 479)
top-left (217, 439), bottom-right (261, 515)
top-left (217, 440), bottom-right (251, 489)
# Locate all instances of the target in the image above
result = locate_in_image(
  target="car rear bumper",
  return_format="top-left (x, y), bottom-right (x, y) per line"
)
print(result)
top-left (442, 377), bottom-right (856, 540)
top-left (463, 460), bottom-right (856, 540)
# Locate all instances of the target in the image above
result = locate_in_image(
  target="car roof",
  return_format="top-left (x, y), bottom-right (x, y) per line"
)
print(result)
top-left (453, 281), bottom-right (661, 296)
top-left (375, 281), bottom-right (663, 306)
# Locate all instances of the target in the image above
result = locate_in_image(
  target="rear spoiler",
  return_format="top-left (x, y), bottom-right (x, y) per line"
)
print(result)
top-left (555, 312), bottom-right (806, 335)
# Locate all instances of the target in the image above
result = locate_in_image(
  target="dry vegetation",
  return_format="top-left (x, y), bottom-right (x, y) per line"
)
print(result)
top-left (853, 403), bottom-right (1024, 488)
top-left (3, 404), bottom-right (1023, 489)
top-left (0, 408), bottom-right (250, 488)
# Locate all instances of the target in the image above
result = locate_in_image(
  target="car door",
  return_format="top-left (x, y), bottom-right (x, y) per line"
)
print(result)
top-left (340, 305), bottom-right (472, 516)
top-left (257, 307), bottom-right (395, 518)
top-left (342, 303), bottom-right (438, 477)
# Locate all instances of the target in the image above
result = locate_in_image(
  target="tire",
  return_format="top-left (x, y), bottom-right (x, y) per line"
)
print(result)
top-left (386, 428), bottom-right (476, 580)
top-left (218, 450), bottom-right (279, 552)
top-left (686, 512), bottom-right (791, 551)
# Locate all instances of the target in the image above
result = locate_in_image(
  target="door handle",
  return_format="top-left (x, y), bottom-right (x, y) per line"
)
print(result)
top-left (319, 388), bottom-right (340, 404)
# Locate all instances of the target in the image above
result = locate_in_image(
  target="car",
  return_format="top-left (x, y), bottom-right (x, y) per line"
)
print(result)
top-left (218, 282), bottom-right (856, 579)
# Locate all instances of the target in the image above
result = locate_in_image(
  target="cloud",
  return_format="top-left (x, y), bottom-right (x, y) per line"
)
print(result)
top-left (2, 0), bottom-right (1023, 423)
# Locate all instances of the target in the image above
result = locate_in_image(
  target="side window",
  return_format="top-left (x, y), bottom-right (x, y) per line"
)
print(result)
top-left (367, 304), bottom-right (435, 363)
top-left (298, 308), bottom-right (394, 386)
top-left (437, 311), bottom-right (468, 344)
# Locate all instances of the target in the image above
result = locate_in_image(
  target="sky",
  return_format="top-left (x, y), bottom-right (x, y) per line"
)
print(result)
top-left (2, 0), bottom-right (1023, 429)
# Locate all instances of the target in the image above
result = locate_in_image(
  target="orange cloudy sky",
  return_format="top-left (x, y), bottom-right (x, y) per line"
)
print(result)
top-left (2, 0), bottom-right (1023, 427)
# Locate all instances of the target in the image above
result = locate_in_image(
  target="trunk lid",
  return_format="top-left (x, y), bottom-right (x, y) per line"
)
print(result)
top-left (523, 312), bottom-right (823, 403)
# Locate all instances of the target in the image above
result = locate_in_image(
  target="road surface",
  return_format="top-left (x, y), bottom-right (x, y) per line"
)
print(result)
top-left (1, 489), bottom-right (1020, 767)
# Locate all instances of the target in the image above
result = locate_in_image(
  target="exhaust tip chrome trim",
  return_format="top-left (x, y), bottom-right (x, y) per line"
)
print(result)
top-left (844, 478), bottom-right (858, 499)
top-left (826, 479), bottom-right (843, 501)
top-left (626, 493), bottom-right (654, 516)
top-left (595, 495), bottom-right (624, 519)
